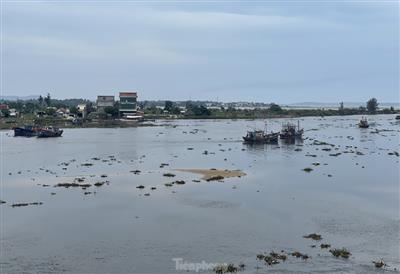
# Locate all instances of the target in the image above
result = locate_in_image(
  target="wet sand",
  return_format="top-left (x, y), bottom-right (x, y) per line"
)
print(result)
top-left (175, 168), bottom-right (246, 180)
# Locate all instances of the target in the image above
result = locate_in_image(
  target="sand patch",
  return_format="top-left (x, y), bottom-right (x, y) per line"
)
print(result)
top-left (175, 169), bottom-right (246, 181)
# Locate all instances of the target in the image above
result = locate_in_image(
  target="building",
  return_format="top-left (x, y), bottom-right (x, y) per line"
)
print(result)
top-left (77, 104), bottom-right (88, 118)
top-left (97, 96), bottom-right (115, 112)
top-left (119, 92), bottom-right (138, 116)
top-left (9, 109), bottom-right (18, 117)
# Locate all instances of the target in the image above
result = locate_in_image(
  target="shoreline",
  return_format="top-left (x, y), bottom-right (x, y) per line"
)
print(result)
top-left (1, 113), bottom-right (398, 130)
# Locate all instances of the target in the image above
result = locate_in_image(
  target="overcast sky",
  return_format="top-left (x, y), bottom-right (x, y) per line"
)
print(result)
top-left (2, 1), bottom-right (399, 103)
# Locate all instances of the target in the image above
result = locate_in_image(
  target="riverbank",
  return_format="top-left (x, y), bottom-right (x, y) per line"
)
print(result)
top-left (1, 110), bottom-right (399, 130)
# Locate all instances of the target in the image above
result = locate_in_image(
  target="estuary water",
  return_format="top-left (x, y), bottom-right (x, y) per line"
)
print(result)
top-left (1, 115), bottom-right (399, 274)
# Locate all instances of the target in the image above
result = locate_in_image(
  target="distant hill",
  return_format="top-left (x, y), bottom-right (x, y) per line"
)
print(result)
top-left (286, 102), bottom-right (400, 109)
top-left (0, 95), bottom-right (39, 101)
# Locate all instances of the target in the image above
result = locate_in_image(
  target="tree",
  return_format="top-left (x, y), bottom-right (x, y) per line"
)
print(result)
top-left (1, 109), bottom-right (10, 117)
top-left (104, 106), bottom-right (119, 118)
top-left (45, 108), bottom-right (56, 116)
top-left (164, 101), bottom-right (174, 112)
top-left (366, 98), bottom-right (378, 113)
top-left (38, 95), bottom-right (44, 106)
top-left (269, 103), bottom-right (282, 112)
top-left (70, 106), bottom-right (79, 114)
top-left (44, 93), bottom-right (51, 107)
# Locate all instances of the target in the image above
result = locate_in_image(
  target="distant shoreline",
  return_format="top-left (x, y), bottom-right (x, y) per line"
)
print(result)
top-left (1, 112), bottom-right (398, 131)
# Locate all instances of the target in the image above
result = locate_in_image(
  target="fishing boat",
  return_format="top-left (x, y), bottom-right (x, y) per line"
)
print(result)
top-left (358, 117), bottom-right (369, 128)
top-left (243, 130), bottom-right (279, 144)
top-left (12, 125), bottom-right (41, 137)
top-left (37, 127), bottom-right (63, 138)
top-left (279, 121), bottom-right (303, 139)
top-left (243, 122), bottom-right (279, 144)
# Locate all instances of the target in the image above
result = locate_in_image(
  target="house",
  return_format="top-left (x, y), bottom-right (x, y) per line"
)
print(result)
top-left (77, 104), bottom-right (88, 118)
top-left (0, 104), bottom-right (9, 117)
top-left (119, 92), bottom-right (138, 116)
top-left (9, 109), bottom-right (18, 117)
top-left (0, 104), bottom-right (9, 111)
top-left (97, 95), bottom-right (115, 112)
top-left (56, 108), bottom-right (69, 117)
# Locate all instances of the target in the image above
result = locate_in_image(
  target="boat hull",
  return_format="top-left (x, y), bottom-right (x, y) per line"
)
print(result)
top-left (13, 127), bottom-right (38, 137)
top-left (243, 133), bottom-right (279, 144)
top-left (37, 129), bottom-right (63, 138)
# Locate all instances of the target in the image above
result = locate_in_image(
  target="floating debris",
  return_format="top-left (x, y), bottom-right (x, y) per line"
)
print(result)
top-left (0, 200), bottom-right (6, 204)
top-left (100, 174), bottom-right (108, 178)
top-left (144, 193), bottom-right (150, 196)
top-left (12, 202), bottom-right (43, 207)
top-left (206, 175), bottom-right (225, 181)
top-left (320, 244), bottom-right (331, 249)
top-left (130, 170), bottom-right (141, 175)
top-left (163, 173), bottom-right (176, 177)
top-left (94, 182), bottom-right (105, 187)
top-left (150, 187), bottom-right (157, 190)
top-left (302, 168), bottom-right (313, 173)
top-left (136, 185), bottom-right (145, 189)
top-left (164, 183), bottom-right (173, 187)
top-left (373, 259), bottom-right (387, 268)
top-left (213, 263), bottom-right (245, 274)
top-left (55, 183), bottom-right (91, 188)
top-left (303, 233), bottom-right (322, 240)
top-left (174, 180), bottom-right (186, 185)
top-left (330, 248), bottom-right (351, 259)
top-left (81, 163), bottom-right (93, 167)
top-left (290, 251), bottom-right (310, 260)
top-left (305, 154), bottom-right (317, 157)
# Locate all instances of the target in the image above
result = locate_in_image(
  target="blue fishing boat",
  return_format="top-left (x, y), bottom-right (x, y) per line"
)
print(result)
top-left (12, 125), bottom-right (41, 137)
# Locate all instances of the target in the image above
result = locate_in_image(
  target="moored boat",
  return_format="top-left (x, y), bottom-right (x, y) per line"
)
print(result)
top-left (358, 117), bottom-right (369, 128)
top-left (279, 121), bottom-right (303, 139)
top-left (37, 127), bottom-right (63, 138)
top-left (12, 125), bottom-right (41, 137)
top-left (243, 130), bottom-right (279, 144)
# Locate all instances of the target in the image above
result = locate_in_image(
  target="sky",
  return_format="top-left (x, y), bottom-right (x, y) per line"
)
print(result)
top-left (2, 0), bottom-right (399, 103)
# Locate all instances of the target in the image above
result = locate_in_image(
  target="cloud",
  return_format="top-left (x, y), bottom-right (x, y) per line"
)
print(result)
top-left (2, 2), bottom-right (398, 102)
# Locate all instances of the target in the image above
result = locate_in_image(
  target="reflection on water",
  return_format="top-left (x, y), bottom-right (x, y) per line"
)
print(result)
top-left (1, 115), bottom-right (399, 274)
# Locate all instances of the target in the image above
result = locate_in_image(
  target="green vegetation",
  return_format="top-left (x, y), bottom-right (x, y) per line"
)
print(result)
top-left (367, 98), bottom-right (378, 113)
top-left (104, 106), bottom-right (119, 118)
top-left (1, 96), bottom-right (398, 130)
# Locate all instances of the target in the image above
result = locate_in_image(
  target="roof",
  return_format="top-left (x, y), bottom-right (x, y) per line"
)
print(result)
top-left (119, 92), bottom-right (137, 97)
top-left (0, 104), bottom-right (9, 110)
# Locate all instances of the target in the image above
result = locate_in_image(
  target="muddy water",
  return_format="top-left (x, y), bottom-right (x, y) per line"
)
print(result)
top-left (1, 115), bottom-right (399, 274)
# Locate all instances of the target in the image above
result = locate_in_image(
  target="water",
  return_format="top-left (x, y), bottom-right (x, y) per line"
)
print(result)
top-left (1, 115), bottom-right (399, 274)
